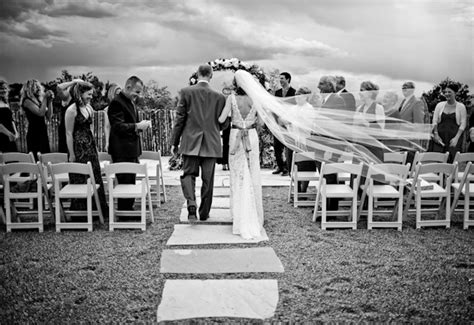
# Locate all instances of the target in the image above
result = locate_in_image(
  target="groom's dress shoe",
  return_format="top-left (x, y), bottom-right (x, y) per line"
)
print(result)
top-left (272, 168), bottom-right (282, 175)
top-left (199, 215), bottom-right (209, 221)
top-left (188, 206), bottom-right (197, 221)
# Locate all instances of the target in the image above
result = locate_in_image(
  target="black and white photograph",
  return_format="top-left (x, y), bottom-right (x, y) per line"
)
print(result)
top-left (0, 0), bottom-right (473, 323)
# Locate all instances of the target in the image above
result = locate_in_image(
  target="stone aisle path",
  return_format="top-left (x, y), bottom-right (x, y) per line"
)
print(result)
top-left (156, 180), bottom-right (284, 322)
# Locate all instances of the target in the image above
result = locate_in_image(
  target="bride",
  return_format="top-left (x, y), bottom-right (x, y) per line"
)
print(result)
top-left (218, 76), bottom-right (265, 240)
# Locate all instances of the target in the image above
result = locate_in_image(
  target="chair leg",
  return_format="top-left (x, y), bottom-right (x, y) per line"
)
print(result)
top-left (288, 177), bottom-right (293, 203)
top-left (464, 191), bottom-right (469, 230)
top-left (55, 194), bottom-right (61, 232)
top-left (38, 187), bottom-right (43, 233)
top-left (87, 194), bottom-right (92, 232)
top-left (147, 187), bottom-right (154, 223)
top-left (312, 191), bottom-right (320, 222)
top-left (352, 194), bottom-right (357, 229)
top-left (397, 195), bottom-right (403, 231)
top-left (416, 192), bottom-right (421, 229)
top-left (141, 194), bottom-right (146, 231)
top-left (368, 193), bottom-right (373, 230)
top-left (109, 194), bottom-right (114, 232)
top-left (321, 193), bottom-right (327, 230)
top-left (6, 192), bottom-right (11, 233)
top-left (446, 193), bottom-right (451, 229)
top-left (93, 188), bottom-right (104, 225)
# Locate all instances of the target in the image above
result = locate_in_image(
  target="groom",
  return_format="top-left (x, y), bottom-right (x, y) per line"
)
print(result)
top-left (171, 64), bottom-right (226, 221)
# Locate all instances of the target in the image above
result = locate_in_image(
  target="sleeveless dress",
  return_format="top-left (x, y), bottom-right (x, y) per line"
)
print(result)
top-left (431, 112), bottom-right (462, 163)
top-left (228, 94), bottom-right (265, 239)
top-left (23, 98), bottom-right (50, 158)
top-left (69, 106), bottom-right (108, 215)
top-left (0, 103), bottom-right (18, 152)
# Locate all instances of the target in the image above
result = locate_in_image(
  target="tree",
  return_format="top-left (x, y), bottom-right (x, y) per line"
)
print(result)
top-left (422, 77), bottom-right (471, 114)
top-left (140, 80), bottom-right (174, 112)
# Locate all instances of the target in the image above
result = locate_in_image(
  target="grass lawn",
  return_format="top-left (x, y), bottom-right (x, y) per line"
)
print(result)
top-left (1, 186), bottom-right (473, 323)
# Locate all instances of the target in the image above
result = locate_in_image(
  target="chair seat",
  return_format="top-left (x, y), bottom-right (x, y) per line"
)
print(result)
top-left (452, 182), bottom-right (474, 195)
top-left (112, 182), bottom-right (146, 198)
top-left (338, 172), bottom-right (351, 182)
top-left (406, 178), bottom-right (434, 190)
top-left (324, 184), bottom-right (354, 197)
top-left (58, 184), bottom-right (99, 198)
top-left (369, 185), bottom-right (399, 197)
top-left (7, 173), bottom-right (32, 183)
top-left (415, 183), bottom-right (447, 196)
top-left (47, 173), bottom-right (69, 183)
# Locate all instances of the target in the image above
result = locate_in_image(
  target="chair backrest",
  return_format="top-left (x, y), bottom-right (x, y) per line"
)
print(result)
top-left (98, 152), bottom-right (112, 162)
top-left (2, 162), bottom-right (41, 177)
top-left (383, 152), bottom-right (408, 165)
top-left (139, 150), bottom-right (162, 161)
top-left (413, 162), bottom-right (456, 186)
top-left (294, 152), bottom-right (318, 164)
top-left (0, 152), bottom-right (35, 164)
top-left (48, 162), bottom-right (94, 177)
top-left (105, 163), bottom-right (147, 178)
top-left (38, 152), bottom-right (68, 165)
top-left (321, 162), bottom-right (363, 177)
top-left (413, 151), bottom-right (449, 165)
top-left (368, 163), bottom-right (410, 186)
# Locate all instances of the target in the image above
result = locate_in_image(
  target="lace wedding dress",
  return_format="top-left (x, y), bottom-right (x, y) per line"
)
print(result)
top-left (228, 94), bottom-right (264, 239)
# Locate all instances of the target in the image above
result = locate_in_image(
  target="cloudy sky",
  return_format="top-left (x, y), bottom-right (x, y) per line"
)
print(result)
top-left (0, 0), bottom-right (472, 95)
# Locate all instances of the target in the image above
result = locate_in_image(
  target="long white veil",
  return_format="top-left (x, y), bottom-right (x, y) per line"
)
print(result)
top-left (234, 70), bottom-right (432, 167)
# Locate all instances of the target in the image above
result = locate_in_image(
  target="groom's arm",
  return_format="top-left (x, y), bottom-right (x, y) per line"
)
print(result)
top-left (170, 90), bottom-right (188, 147)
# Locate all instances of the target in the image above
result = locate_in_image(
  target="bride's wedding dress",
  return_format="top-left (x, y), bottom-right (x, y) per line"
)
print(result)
top-left (227, 94), bottom-right (264, 239)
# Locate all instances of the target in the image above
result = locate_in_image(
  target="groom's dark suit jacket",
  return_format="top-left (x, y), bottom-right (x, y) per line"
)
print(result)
top-left (171, 82), bottom-right (226, 158)
top-left (108, 92), bottom-right (141, 159)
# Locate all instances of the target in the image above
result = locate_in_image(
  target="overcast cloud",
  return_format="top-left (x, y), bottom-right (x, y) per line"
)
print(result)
top-left (0, 0), bottom-right (472, 95)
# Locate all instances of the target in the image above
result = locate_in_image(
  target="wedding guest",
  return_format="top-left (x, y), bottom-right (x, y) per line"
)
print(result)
top-left (103, 83), bottom-right (122, 151)
top-left (56, 79), bottom-right (82, 153)
top-left (273, 72), bottom-right (295, 177)
top-left (0, 80), bottom-right (19, 152)
top-left (65, 81), bottom-right (108, 215)
top-left (468, 112), bottom-right (474, 152)
top-left (317, 76), bottom-right (345, 210)
top-left (290, 87), bottom-right (316, 194)
top-left (20, 79), bottom-right (54, 159)
top-left (430, 83), bottom-right (467, 163)
top-left (399, 81), bottom-right (424, 124)
top-left (318, 76), bottom-right (345, 109)
top-left (108, 76), bottom-right (150, 211)
top-left (382, 91), bottom-right (400, 120)
top-left (356, 81), bottom-right (385, 130)
top-left (335, 76), bottom-right (356, 111)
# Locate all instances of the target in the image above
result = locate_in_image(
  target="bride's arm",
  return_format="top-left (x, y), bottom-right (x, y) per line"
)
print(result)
top-left (218, 95), bottom-right (232, 123)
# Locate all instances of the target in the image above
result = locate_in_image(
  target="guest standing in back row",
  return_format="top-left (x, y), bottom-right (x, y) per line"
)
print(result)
top-left (20, 79), bottom-right (53, 159)
top-left (108, 76), bottom-right (151, 210)
top-left (273, 72), bottom-right (295, 177)
top-left (0, 80), bottom-right (19, 153)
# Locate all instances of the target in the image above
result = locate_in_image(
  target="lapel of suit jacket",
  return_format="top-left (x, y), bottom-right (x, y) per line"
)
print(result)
top-left (400, 96), bottom-right (414, 115)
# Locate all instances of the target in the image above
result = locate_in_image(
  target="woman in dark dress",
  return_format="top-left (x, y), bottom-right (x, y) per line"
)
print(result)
top-left (65, 81), bottom-right (108, 215)
top-left (0, 80), bottom-right (18, 152)
top-left (430, 83), bottom-right (467, 162)
top-left (20, 79), bottom-right (53, 159)
top-left (468, 111), bottom-right (474, 153)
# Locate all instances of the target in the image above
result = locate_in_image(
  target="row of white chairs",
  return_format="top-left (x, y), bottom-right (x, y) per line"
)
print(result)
top-left (0, 151), bottom-right (167, 232)
top-left (288, 151), bottom-right (474, 230)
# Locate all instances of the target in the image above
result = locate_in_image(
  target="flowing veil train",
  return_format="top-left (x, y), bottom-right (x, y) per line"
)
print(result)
top-left (233, 70), bottom-right (432, 178)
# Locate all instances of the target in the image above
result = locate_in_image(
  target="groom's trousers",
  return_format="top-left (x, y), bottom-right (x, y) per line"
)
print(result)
top-left (181, 155), bottom-right (216, 219)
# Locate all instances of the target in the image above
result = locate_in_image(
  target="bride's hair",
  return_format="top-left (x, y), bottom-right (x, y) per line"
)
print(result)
top-left (233, 77), bottom-right (246, 96)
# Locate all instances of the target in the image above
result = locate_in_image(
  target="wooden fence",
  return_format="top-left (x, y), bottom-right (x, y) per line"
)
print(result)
top-left (12, 107), bottom-right (176, 156)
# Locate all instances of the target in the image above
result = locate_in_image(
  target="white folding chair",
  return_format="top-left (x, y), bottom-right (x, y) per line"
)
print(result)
top-left (383, 151), bottom-right (408, 165)
top-left (38, 152), bottom-right (68, 210)
top-left (451, 161), bottom-right (474, 229)
top-left (288, 151), bottom-right (319, 207)
top-left (360, 163), bottom-right (410, 231)
top-left (404, 163), bottom-right (456, 229)
top-left (49, 162), bottom-right (104, 232)
top-left (105, 163), bottom-right (154, 231)
top-left (452, 152), bottom-right (474, 182)
top-left (3, 162), bottom-right (45, 232)
top-left (98, 152), bottom-right (112, 170)
top-left (410, 151), bottom-right (449, 180)
top-left (313, 162), bottom-right (363, 230)
top-left (0, 164), bottom-right (5, 224)
top-left (139, 150), bottom-right (166, 206)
